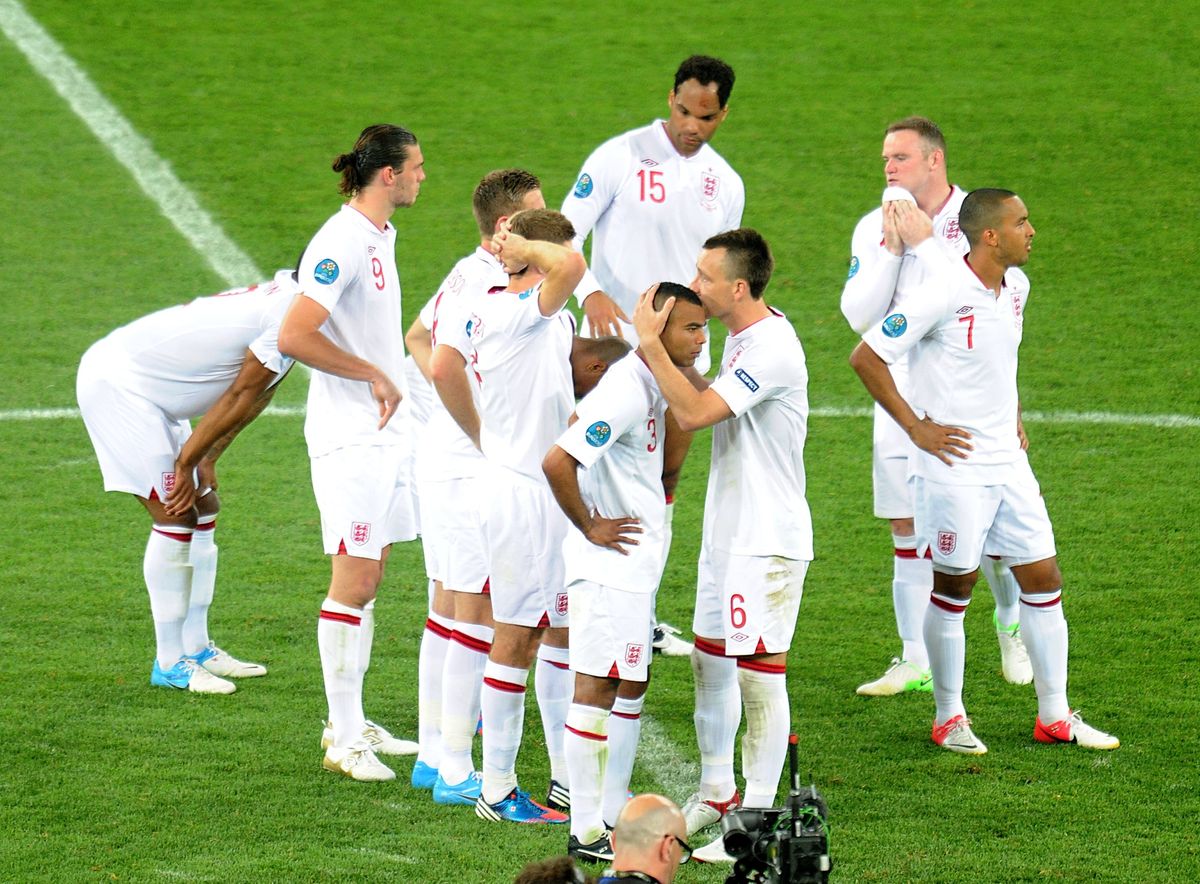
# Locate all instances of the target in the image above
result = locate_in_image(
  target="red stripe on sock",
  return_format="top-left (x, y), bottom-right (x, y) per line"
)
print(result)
top-left (153, 528), bottom-right (193, 543)
top-left (694, 637), bottom-right (726, 657)
top-left (611, 710), bottom-right (641, 721)
top-left (894, 547), bottom-right (920, 559)
top-left (665, 493), bottom-right (675, 505)
top-left (930, 595), bottom-right (968, 614)
top-left (565, 725), bottom-right (607, 742)
top-left (544, 658), bottom-right (570, 671)
top-left (194, 520), bottom-right (216, 531)
top-left (737, 658), bottom-right (786, 674)
top-left (483, 677), bottom-right (526, 694)
top-left (319, 610), bottom-right (361, 626)
top-left (1020, 595), bottom-right (1062, 608)
top-left (425, 618), bottom-right (453, 639)
top-left (451, 631), bottom-right (492, 654)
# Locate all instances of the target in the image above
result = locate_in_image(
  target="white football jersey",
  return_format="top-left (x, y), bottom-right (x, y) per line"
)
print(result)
top-left (704, 310), bottom-right (813, 560)
top-left (842, 185), bottom-right (968, 393)
top-left (86, 269), bottom-right (296, 421)
top-left (557, 352), bottom-right (667, 594)
top-left (297, 204), bottom-right (410, 456)
top-left (562, 120), bottom-right (744, 314)
top-left (417, 247), bottom-right (508, 482)
top-left (863, 255), bottom-right (1031, 485)
top-left (468, 282), bottom-right (575, 483)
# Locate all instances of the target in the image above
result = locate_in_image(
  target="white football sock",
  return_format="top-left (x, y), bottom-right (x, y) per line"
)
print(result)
top-left (602, 693), bottom-right (644, 826)
top-left (144, 526), bottom-right (193, 669)
top-left (536, 643), bottom-right (572, 786)
top-left (925, 591), bottom-right (969, 724)
top-left (893, 534), bottom-right (931, 669)
top-left (982, 556), bottom-right (1020, 630)
top-left (440, 621), bottom-right (492, 786)
top-left (1020, 589), bottom-right (1070, 722)
top-left (318, 598), bottom-right (364, 748)
top-left (692, 642), bottom-right (740, 802)
top-left (417, 611), bottom-right (453, 769)
top-left (480, 661), bottom-right (528, 803)
top-left (182, 515), bottom-right (217, 656)
top-left (738, 661), bottom-right (789, 808)
top-left (565, 703), bottom-right (609, 842)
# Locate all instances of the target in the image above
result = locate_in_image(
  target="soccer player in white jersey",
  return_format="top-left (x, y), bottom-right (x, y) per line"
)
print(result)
top-left (850, 188), bottom-right (1118, 755)
top-left (403, 170), bottom-right (546, 803)
top-left (842, 117), bottom-right (1032, 697)
top-left (633, 230), bottom-right (812, 864)
top-left (563, 54), bottom-right (742, 656)
top-left (544, 282), bottom-right (707, 864)
top-left (278, 124), bottom-right (426, 782)
top-left (442, 208), bottom-right (587, 825)
top-left (77, 275), bottom-right (295, 694)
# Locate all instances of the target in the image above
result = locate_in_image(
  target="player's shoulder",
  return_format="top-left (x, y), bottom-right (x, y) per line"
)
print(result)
top-left (853, 204), bottom-right (885, 234)
top-left (1004, 265), bottom-right (1031, 295)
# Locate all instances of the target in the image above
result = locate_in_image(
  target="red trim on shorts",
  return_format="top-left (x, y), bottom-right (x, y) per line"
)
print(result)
top-left (565, 725), bottom-right (607, 742)
top-left (607, 662), bottom-right (620, 678)
top-left (194, 520), bottom-right (217, 531)
top-left (483, 677), bottom-right (526, 694)
top-left (611, 710), bottom-right (641, 721)
top-left (693, 637), bottom-right (726, 658)
top-left (148, 487), bottom-right (160, 502)
top-left (319, 610), bottom-right (362, 627)
top-left (665, 493), bottom-right (675, 505)
top-left (451, 630), bottom-right (492, 655)
top-left (737, 658), bottom-right (786, 675)
top-left (1020, 593), bottom-right (1062, 608)
top-left (987, 555), bottom-right (1001, 561)
top-left (930, 594), bottom-right (969, 614)
top-left (336, 539), bottom-right (347, 556)
top-left (425, 618), bottom-right (453, 639)
top-left (536, 612), bottom-right (551, 628)
top-left (152, 527), bottom-right (193, 543)
top-left (481, 578), bottom-right (491, 595)
top-left (754, 638), bottom-right (768, 655)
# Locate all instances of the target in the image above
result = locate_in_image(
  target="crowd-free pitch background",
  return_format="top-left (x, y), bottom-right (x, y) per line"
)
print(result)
top-left (2, 0), bottom-right (1196, 880)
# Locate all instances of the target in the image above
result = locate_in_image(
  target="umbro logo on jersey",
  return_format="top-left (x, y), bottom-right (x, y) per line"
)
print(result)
top-left (956, 306), bottom-right (973, 315)
top-left (367, 246), bottom-right (376, 255)
top-left (640, 157), bottom-right (659, 167)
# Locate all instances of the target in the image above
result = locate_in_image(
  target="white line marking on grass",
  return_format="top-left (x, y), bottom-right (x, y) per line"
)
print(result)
top-left (638, 713), bottom-right (697, 800)
top-left (0, 0), bottom-right (261, 287)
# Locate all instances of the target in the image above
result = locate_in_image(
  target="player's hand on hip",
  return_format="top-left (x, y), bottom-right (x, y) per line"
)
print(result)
top-left (632, 284), bottom-right (670, 344)
top-left (584, 512), bottom-right (642, 555)
top-left (583, 290), bottom-right (629, 338)
top-left (1017, 417), bottom-right (1029, 451)
top-left (910, 416), bottom-right (972, 465)
top-left (163, 466), bottom-right (197, 517)
top-left (371, 374), bottom-right (403, 430)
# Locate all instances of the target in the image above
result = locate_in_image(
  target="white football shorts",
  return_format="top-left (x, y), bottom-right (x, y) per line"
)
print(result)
top-left (77, 352), bottom-right (193, 500)
top-left (694, 547), bottom-right (808, 656)
top-left (483, 467), bottom-right (568, 628)
top-left (418, 475), bottom-right (488, 592)
top-left (568, 580), bottom-right (654, 682)
top-left (913, 460), bottom-right (1057, 574)
top-left (310, 444), bottom-right (417, 560)
top-left (872, 402), bottom-right (918, 520)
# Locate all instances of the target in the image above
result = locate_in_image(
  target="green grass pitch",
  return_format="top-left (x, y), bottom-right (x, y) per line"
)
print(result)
top-left (2, 0), bottom-right (1197, 880)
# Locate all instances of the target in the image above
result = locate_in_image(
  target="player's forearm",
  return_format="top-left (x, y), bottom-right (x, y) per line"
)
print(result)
top-left (543, 447), bottom-right (593, 537)
top-left (537, 250), bottom-right (588, 317)
top-left (849, 341), bottom-right (920, 435)
top-left (431, 353), bottom-right (481, 448)
top-left (405, 318), bottom-right (434, 382)
top-left (841, 256), bottom-right (902, 334)
top-left (180, 378), bottom-right (277, 470)
top-left (279, 326), bottom-right (381, 384)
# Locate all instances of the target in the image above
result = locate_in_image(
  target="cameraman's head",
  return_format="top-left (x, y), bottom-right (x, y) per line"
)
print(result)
top-left (610, 794), bottom-right (691, 883)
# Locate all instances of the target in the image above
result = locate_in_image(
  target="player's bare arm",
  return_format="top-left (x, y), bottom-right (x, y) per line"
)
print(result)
top-left (405, 315), bottom-right (433, 381)
top-left (633, 288), bottom-right (732, 432)
top-left (492, 224), bottom-right (587, 318)
top-left (659, 409), bottom-right (692, 499)
top-left (280, 294), bottom-right (401, 430)
top-left (430, 343), bottom-right (481, 450)
top-left (543, 444), bottom-right (642, 555)
top-left (581, 289), bottom-right (630, 338)
top-left (164, 353), bottom-right (283, 516)
top-left (1017, 401), bottom-right (1029, 451)
top-left (850, 340), bottom-right (972, 465)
